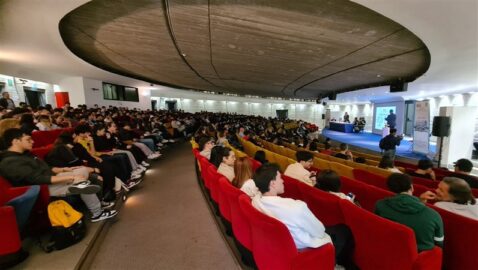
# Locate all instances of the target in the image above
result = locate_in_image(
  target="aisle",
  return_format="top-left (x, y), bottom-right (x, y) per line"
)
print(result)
top-left (89, 142), bottom-right (241, 270)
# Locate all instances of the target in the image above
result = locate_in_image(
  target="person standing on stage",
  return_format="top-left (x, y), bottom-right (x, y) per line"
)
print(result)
top-left (385, 110), bottom-right (396, 128)
top-left (379, 128), bottom-right (403, 160)
top-left (343, 112), bottom-right (350, 123)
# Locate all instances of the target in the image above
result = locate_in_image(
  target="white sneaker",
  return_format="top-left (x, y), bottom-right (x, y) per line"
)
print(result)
top-left (137, 165), bottom-right (147, 172)
top-left (168, 139), bottom-right (175, 143)
top-left (156, 142), bottom-right (163, 147)
top-left (91, 210), bottom-right (118, 222)
top-left (148, 153), bottom-right (160, 160)
top-left (141, 161), bottom-right (150, 167)
top-left (68, 181), bottom-right (101, 195)
top-left (131, 173), bottom-right (143, 180)
top-left (161, 139), bottom-right (168, 143)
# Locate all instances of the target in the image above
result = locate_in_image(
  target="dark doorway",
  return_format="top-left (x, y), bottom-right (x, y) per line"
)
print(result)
top-left (166, 100), bottom-right (177, 111)
top-left (276, 109), bottom-right (288, 120)
top-left (24, 87), bottom-right (46, 109)
top-left (151, 99), bottom-right (157, 111)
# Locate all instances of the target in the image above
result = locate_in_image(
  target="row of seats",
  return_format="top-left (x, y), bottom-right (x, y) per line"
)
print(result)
top-left (236, 137), bottom-right (478, 270)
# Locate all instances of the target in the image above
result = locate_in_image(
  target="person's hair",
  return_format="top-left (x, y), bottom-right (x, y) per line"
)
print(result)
top-left (209, 145), bottom-right (224, 168)
top-left (2, 128), bottom-right (26, 148)
top-left (253, 163), bottom-right (281, 193)
top-left (390, 128), bottom-right (397, 134)
top-left (232, 157), bottom-right (253, 188)
top-left (221, 147), bottom-right (233, 163)
top-left (417, 159), bottom-right (433, 170)
top-left (19, 113), bottom-right (35, 125)
top-left (0, 118), bottom-right (20, 137)
top-left (324, 143), bottom-right (331, 150)
top-left (339, 143), bottom-right (348, 151)
top-left (74, 124), bottom-right (91, 135)
top-left (309, 141), bottom-right (318, 152)
top-left (55, 132), bottom-right (74, 145)
top-left (316, 170), bottom-right (341, 192)
top-left (355, 157), bottom-right (366, 163)
top-left (254, 150), bottom-right (268, 164)
top-left (387, 173), bottom-right (412, 194)
top-left (198, 136), bottom-right (213, 151)
top-left (443, 177), bottom-right (476, 205)
top-left (379, 156), bottom-right (395, 169)
top-left (454, 158), bottom-right (473, 173)
top-left (93, 124), bottom-right (106, 135)
top-left (296, 150), bottom-right (313, 162)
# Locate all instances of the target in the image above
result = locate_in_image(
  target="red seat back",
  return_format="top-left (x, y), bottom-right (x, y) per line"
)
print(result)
top-left (353, 169), bottom-right (388, 189)
top-left (219, 179), bottom-right (252, 250)
top-left (207, 165), bottom-right (223, 203)
top-left (411, 176), bottom-right (439, 189)
top-left (238, 194), bottom-right (298, 270)
top-left (31, 128), bottom-right (72, 148)
top-left (296, 182), bottom-right (345, 225)
top-left (217, 177), bottom-right (232, 222)
top-left (31, 145), bottom-right (53, 160)
top-left (340, 176), bottom-right (394, 212)
top-left (339, 199), bottom-right (418, 270)
top-left (281, 174), bottom-right (304, 200)
top-left (249, 157), bottom-right (262, 172)
top-left (430, 205), bottom-right (478, 270)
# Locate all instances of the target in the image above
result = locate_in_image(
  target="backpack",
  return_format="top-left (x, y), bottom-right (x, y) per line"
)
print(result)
top-left (46, 200), bottom-right (86, 251)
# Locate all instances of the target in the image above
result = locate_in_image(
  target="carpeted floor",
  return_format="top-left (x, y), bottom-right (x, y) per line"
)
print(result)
top-left (322, 129), bottom-right (436, 160)
top-left (88, 142), bottom-right (241, 270)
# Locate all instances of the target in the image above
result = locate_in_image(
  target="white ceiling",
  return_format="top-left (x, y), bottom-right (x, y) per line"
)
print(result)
top-left (0, 0), bottom-right (476, 103)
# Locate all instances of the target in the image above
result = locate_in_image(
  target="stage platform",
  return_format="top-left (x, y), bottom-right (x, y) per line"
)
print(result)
top-left (322, 129), bottom-right (436, 160)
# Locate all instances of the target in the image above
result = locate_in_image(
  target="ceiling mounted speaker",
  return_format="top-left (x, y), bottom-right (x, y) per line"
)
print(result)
top-left (328, 92), bottom-right (337, 100)
top-left (390, 81), bottom-right (408, 92)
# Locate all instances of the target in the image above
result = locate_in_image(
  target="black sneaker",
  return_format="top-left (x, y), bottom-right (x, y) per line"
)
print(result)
top-left (68, 181), bottom-right (101, 195)
top-left (101, 201), bottom-right (116, 209)
top-left (91, 210), bottom-right (118, 223)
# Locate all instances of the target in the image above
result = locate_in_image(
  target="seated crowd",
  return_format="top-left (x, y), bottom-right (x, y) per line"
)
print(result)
top-left (0, 103), bottom-right (199, 267)
top-left (193, 113), bottom-right (478, 269)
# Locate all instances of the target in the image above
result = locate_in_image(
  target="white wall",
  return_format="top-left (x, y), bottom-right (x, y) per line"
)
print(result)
top-left (151, 87), bottom-right (327, 127)
top-left (0, 73), bottom-right (55, 107)
top-left (83, 78), bottom-right (152, 110)
top-left (56, 76), bottom-right (85, 107)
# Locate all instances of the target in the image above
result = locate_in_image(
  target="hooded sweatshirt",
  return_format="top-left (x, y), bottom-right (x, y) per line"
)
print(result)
top-left (375, 194), bottom-right (444, 251)
top-left (0, 151), bottom-right (53, 186)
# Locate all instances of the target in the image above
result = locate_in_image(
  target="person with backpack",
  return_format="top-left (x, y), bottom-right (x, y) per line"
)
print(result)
top-left (0, 128), bottom-right (117, 222)
top-left (379, 128), bottom-right (403, 160)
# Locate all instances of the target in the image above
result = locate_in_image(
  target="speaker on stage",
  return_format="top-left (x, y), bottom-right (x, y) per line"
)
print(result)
top-left (432, 116), bottom-right (451, 137)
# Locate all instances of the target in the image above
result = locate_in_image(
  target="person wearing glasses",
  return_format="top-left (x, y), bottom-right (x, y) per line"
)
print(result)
top-left (198, 136), bottom-right (215, 159)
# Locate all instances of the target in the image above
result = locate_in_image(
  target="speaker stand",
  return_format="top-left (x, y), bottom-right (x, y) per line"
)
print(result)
top-left (437, 136), bottom-right (444, 168)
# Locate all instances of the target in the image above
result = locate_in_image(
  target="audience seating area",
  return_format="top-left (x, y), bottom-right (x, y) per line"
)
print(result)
top-left (191, 134), bottom-right (478, 270)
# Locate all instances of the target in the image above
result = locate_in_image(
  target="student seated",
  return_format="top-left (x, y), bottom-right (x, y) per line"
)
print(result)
top-left (321, 143), bottom-right (333, 155)
top-left (0, 128), bottom-right (117, 222)
top-left (198, 136), bottom-right (215, 159)
top-left (408, 159), bottom-right (436, 180)
top-left (375, 173), bottom-right (443, 251)
top-left (449, 159), bottom-right (478, 188)
top-left (315, 170), bottom-right (354, 202)
top-left (254, 150), bottom-right (268, 165)
top-left (334, 143), bottom-right (353, 160)
top-left (252, 164), bottom-right (356, 269)
top-left (232, 157), bottom-right (258, 198)
top-left (284, 151), bottom-right (316, 186)
top-left (217, 147), bottom-right (236, 182)
top-left (378, 156), bottom-right (402, 173)
top-left (420, 177), bottom-right (478, 220)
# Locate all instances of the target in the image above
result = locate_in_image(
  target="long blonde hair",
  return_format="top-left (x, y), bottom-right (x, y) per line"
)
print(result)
top-left (232, 157), bottom-right (253, 188)
top-left (0, 118), bottom-right (20, 137)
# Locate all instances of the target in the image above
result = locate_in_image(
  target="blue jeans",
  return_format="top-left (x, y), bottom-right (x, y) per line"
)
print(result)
top-left (140, 138), bottom-right (156, 151)
top-left (7, 185), bottom-right (40, 231)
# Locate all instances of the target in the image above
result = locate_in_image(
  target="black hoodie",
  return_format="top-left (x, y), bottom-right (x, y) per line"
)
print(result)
top-left (0, 151), bottom-right (53, 186)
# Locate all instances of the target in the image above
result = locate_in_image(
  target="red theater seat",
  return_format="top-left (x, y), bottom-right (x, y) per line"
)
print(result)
top-left (339, 176), bottom-right (393, 212)
top-left (411, 176), bottom-right (439, 189)
top-left (238, 195), bottom-right (335, 270)
top-left (31, 145), bottom-right (53, 160)
top-left (352, 168), bottom-right (388, 190)
top-left (31, 128), bottom-right (73, 148)
top-left (339, 200), bottom-right (442, 270)
top-left (281, 175), bottom-right (304, 200)
top-left (430, 205), bottom-right (478, 270)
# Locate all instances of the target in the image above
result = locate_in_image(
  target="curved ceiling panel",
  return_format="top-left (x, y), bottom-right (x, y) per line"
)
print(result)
top-left (59, 0), bottom-right (430, 98)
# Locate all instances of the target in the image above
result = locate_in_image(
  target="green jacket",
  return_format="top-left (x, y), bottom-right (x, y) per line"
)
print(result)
top-left (375, 194), bottom-right (444, 251)
top-left (0, 151), bottom-right (53, 186)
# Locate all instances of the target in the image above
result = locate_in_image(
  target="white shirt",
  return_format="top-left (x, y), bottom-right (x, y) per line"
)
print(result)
top-left (199, 149), bottom-right (211, 159)
top-left (240, 179), bottom-right (260, 198)
top-left (284, 163), bottom-right (314, 186)
top-left (434, 201), bottom-right (478, 220)
top-left (218, 163), bottom-right (235, 182)
top-left (252, 196), bottom-right (332, 249)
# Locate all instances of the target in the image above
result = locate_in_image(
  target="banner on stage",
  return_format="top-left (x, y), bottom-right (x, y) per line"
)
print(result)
top-left (413, 100), bottom-right (430, 154)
